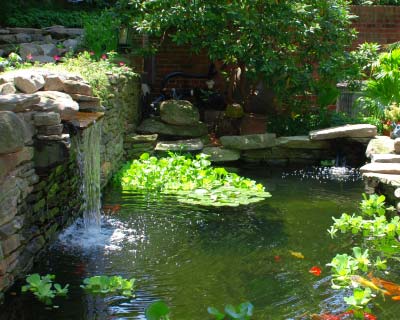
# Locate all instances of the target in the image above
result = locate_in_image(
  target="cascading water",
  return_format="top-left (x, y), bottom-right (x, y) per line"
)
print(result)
top-left (75, 121), bottom-right (102, 229)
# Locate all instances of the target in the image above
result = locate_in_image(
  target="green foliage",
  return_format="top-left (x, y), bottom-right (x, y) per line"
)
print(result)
top-left (4, 9), bottom-right (93, 28)
top-left (145, 301), bottom-right (170, 320)
top-left (115, 153), bottom-right (271, 207)
top-left (326, 194), bottom-right (400, 312)
top-left (21, 274), bottom-right (69, 305)
top-left (51, 51), bottom-right (137, 100)
top-left (83, 10), bottom-right (120, 58)
top-left (120, 0), bottom-right (355, 108)
top-left (207, 302), bottom-right (253, 320)
top-left (351, 0), bottom-right (400, 4)
top-left (81, 275), bottom-right (135, 297)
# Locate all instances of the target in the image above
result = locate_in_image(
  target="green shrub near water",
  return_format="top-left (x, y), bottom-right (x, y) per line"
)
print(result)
top-left (115, 153), bottom-right (271, 207)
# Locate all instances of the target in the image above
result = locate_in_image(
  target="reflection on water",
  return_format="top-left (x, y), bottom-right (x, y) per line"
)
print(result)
top-left (0, 167), bottom-right (371, 320)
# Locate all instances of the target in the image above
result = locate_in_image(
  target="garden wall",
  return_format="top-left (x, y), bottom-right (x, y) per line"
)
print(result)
top-left (0, 68), bottom-right (140, 301)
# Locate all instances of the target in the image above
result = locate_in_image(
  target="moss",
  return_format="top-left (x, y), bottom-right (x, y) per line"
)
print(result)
top-left (33, 198), bottom-right (45, 213)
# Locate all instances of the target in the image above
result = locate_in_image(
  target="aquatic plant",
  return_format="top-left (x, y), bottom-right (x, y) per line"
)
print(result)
top-left (326, 194), bottom-right (400, 314)
top-left (81, 275), bottom-right (135, 297)
top-left (115, 153), bottom-right (271, 207)
top-left (145, 301), bottom-right (170, 320)
top-left (207, 301), bottom-right (253, 320)
top-left (21, 274), bottom-right (69, 305)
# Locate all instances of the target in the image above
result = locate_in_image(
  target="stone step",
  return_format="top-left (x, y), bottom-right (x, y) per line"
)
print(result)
top-left (363, 172), bottom-right (400, 187)
top-left (371, 154), bottom-right (400, 163)
top-left (360, 163), bottom-right (400, 175)
top-left (201, 147), bottom-right (240, 162)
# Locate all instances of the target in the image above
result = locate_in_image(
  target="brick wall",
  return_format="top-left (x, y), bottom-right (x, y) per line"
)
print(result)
top-left (351, 5), bottom-right (400, 47)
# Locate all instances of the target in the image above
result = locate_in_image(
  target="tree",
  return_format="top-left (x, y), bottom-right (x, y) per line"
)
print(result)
top-left (118, 0), bottom-right (356, 111)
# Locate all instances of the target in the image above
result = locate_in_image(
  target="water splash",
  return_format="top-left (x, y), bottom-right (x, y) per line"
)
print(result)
top-left (74, 121), bottom-right (102, 229)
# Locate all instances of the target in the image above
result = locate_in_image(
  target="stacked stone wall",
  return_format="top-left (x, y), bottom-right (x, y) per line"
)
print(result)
top-left (0, 68), bottom-right (140, 300)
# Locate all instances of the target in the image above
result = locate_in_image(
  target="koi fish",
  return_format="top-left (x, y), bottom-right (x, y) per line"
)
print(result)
top-left (311, 314), bottom-right (340, 320)
top-left (368, 272), bottom-right (400, 296)
top-left (289, 250), bottom-right (304, 259)
top-left (350, 275), bottom-right (390, 295)
top-left (309, 266), bottom-right (322, 276)
top-left (102, 204), bottom-right (122, 215)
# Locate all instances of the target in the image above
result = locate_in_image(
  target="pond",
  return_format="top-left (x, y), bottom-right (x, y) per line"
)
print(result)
top-left (1, 166), bottom-right (398, 319)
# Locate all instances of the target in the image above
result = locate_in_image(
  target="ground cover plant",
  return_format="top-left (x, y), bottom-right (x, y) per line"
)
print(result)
top-left (115, 153), bottom-right (271, 207)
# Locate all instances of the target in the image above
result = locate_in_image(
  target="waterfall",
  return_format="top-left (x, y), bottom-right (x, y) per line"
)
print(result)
top-left (74, 121), bottom-right (102, 229)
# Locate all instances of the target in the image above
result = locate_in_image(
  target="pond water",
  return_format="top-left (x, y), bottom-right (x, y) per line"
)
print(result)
top-left (1, 166), bottom-right (399, 320)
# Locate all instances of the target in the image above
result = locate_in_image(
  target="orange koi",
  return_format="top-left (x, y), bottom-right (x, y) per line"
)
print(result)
top-left (350, 275), bottom-right (390, 296)
top-left (368, 273), bottom-right (400, 296)
top-left (102, 204), bottom-right (122, 215)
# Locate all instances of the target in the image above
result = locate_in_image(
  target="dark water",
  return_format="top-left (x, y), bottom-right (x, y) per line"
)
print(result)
top-left (1, 167), bottom-right (399, 320)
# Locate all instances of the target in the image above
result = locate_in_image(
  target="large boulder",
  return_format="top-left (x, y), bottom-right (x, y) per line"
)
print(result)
top-left (366, 136), bottom-right (395, 158)
top-left (160, 100), bottom-right (200, 125)
top-left (137, 117), bottom-right (207, 137)
top-left (0, 111), bottom-right (25, 154)
top-left (19, 43), bottom-right (44, 59)
top-left (14, 73), bottom-right (45, 93)
top-left (0, 83), bottom-right (16, 95)
top-left (310, 124), bottom-right (377, 140)
top-left (34, 91), bottom-right (79, 115)
top-left (0, 94), bottom-right (40, 112)
top-left (202, 147), bottom-right (241, 162)
top-left (62, 80), bottom-right (93, 96)
top-left (220, 133), bottom-right (276, 150)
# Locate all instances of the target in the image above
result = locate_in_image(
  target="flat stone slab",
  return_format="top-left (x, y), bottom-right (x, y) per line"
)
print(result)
top-left (137, 118), bottom-right (207, 137)
top-left (155, 139), bottom-right (203, 151)
top-left (61, 111), bottom-right (104, 129)
top-left (201, 147), bottom-right (241, 162)
top-left (363, 172), bottom-right (400, 187)
top-left (371, 154), bottom-right (400, 163)
top-left (34, 91), bottom-right (79, 114)
top-left (276, 136), bottom-right (330, 149)
top-left (220, 133), bottom-right (276, 150)
top-left (0, 147), bottom-right (33, 179)
top-left (125, 134), bottom-right (158, 143)
top-left (0, 94), bottom-right (40, 112)
top-left (360, 163), bottom-right (400, 175)
top-left (33, 112), bottom-right (61, 126)
top-left (366, 136), bottom-right (395, 158)
top-left (395, 138), bottom-right (400, 154)
top-left (310, 124), bottom-right (377, 140)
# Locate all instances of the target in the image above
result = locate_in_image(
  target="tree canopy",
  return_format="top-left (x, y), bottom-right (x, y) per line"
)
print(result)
top-left (118, 0), bottom-right (356, 108)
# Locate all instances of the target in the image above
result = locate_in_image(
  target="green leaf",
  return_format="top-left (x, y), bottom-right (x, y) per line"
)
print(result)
top-left (145, 300), bottom-right (170, 320)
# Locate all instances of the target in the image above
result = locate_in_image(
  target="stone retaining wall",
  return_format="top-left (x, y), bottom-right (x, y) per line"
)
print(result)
top-left (0, 68), bottom-right (140, 300)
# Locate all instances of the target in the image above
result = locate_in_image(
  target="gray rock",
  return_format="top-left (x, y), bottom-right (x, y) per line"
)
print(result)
top-left (15, 33), bottom-right (31, 43)
top-left (137, 117), bottom-right (208, 137)
top-left (6, 28), bottom-right (43, 34)
top-left (160, 100), bottom-right (200, 125)
top-left (37, 124), bottom-right (63, 135)
top-left (395, 138), bottom-right (400, 154)
top-left (125, 134), bottom-right (158, 143)
top-left (0, 34), bottom-right (16, 44)
top-left (0, 83), bottom-right (16, 95)
top-left (0, 217), bottom-right (24, 238)
top-left (31, 55), bottom-right (54, 64)
top-left (155, 139), bottom-right (203, 151)
top-left (310, 124), bottom-right (377, 140)
top-left (63, 38), bottom-right (79, 52)
top-left (366, 136), bottom-right (395, 158)
top-left (276, 136), bottom-right (330, 149)
top-left (220, 133), bottom-right (276, 150)
top-left (360, 163), bottom-right (400, 175)
top-left (0, 94), bottom-right (40, 112)
top-left (63, 80), bottom-right (93, 96)
top-left (43, 26), bottom-right (84, 39)
top-left (0, 111), bottom-right (25, 154)
top-left (19, 43), bottom-right (43, 59)
top-left (36, 134), bottom-right (64, 141)
top-left (1, 234), bottom-right (21, 256)
top-left (202, 147), bottom-right (241, 162)
top-left (371, 154), bottom-right (400, 163)
top-left (33, 140), bottom-right (69, 169)
top-left (15, 112), bottom-right (35, 144)
top-left (44, 74), bottom-right (65, 91)
top-left (0, 147), bottom-right (33, 179)
top-left (39, 43), bottom-right (58, 56)
top-left (69, 94), bottom-right (100, 103)
top-left (14, 73), bottom-right (45, 93)
top-left (33, 112), bottom-right (60, 126)
top-left (34, 91), bottom-right (79, 115)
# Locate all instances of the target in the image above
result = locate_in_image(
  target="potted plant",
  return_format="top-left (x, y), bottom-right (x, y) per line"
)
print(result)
top-left (384, 102), bottom-right (400, 138)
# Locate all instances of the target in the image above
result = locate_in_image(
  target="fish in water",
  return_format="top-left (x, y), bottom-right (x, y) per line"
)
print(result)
top-left (289, 250), bottom-right (304, 259)
top-left (351, 275), bottom-right (390, 295)
top-left (102, 204), bottom-right (122, 215)
top-left (309, 266), bottom-right (322, 276)
top-left (368, 273), bottom-right (400, 300)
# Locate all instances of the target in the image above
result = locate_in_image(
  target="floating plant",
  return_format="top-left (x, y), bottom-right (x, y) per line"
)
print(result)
top-left (115, 153), bottom-right (271, 207)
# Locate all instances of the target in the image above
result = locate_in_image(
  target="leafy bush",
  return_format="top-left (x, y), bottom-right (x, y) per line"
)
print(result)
top-left (115, 153), bottom-right (271, 207)
top-left (352, 0), bottom-right (400, 4)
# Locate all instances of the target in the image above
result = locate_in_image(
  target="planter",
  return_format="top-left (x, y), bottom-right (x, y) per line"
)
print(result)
top-left (240, 113), bottom-right (267, 135)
